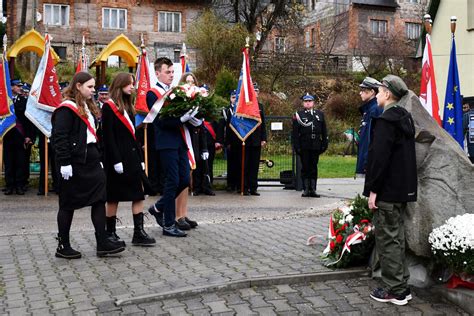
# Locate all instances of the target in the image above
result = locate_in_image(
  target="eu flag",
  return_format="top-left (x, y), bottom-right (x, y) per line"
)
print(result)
top-left (442, 35), bottom-right (464, 148)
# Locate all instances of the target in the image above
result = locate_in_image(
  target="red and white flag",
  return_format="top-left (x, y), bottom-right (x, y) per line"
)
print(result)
top-left (419, 34), bottom-right (441, 125)
top-left (134, 48), bottom-right (151, 115)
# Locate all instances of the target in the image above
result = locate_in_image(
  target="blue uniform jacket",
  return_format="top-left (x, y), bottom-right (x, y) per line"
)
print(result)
top-left (146, 87), bottom-right (186, 151)
top-left (356, 98), bottom-right (383, 174)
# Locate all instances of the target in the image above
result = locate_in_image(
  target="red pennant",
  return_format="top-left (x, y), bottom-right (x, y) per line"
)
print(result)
top-left (134, 50), bottom-right (150, 115)
top-left (38, 35), bottom-right (61, 110)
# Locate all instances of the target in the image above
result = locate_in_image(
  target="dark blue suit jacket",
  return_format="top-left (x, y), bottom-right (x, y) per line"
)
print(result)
top-left (146, 84), bottom-right (186, 150)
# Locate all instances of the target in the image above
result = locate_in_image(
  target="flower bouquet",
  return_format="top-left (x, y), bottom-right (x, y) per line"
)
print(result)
top-left (428, 213), bottom-right (474, 289)
top-left (317, 194), bottom-right (375, 269)
top-left (158, 84), bottom-right (224, 121)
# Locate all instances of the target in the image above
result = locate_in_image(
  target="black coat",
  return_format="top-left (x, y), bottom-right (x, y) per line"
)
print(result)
top-left (363, 105), bottom-right (417, 203)
top-left (245, 103), bottom-right (267, 147)
top-left (51, 104), bottom-right (106, 210)
top-left (292, 108), bottom-right (328, 152)
top-left (101, 102), bottom-right (145, 202)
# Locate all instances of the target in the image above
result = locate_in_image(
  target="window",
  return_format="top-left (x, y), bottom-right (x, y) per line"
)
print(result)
top-left (370, 19), bottom-right (387, 37)
top-left (405, 22), bottom-right (421, 40)
top-left (102, 8), bottom-right (127, 30)
top-left (311, 28), bottom-right (316, 46)
top-left (174, 50), bottom-right (181, 63)
top-left (275, 37), bottom-right (285, 53)
top-left (44, 4), bottom-right (69, 26)
top-left (52, 46), bottom-right (67, 60)
top-left (158, 12), bottom-right (181, 33)
top-left (305, 31), bottom-right (310, 48)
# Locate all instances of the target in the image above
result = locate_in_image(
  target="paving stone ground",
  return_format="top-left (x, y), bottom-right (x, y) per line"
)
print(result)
top-left (0, 216), bottom-right (468, 315)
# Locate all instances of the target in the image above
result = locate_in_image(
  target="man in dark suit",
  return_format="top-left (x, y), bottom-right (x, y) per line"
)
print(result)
top-left (3, 80), bottom-right (33, 195)
top-left (241, 83), bottom-right (267, 196)
top-left (146, 57), bottom-right (200, 237)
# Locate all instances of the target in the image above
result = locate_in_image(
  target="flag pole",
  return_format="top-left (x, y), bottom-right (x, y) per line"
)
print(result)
top-left (1, 34), bottom-right (6, 176)
top-left (44, 135), bottom-right (48, 196)
top-left (140, 34), bottom-right (149, 175)
top-left (240, 37), bottom-right (250, 196)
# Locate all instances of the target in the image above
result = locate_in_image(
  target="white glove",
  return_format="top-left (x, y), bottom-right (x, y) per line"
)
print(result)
top-left (114, 162), bottom-right (124, 174)
top-left (180, 106), bottom-right (199, 123)
top-left (100, 162), bottom-right (104, 168)
top-left (141, 162), bottom-right (145, 170)
top-left (189, 116), bottom-right (203, 127)
top-left (201, 151), bottom-right (209, 160)
top-left (60, 165), bottom-right (73, 180)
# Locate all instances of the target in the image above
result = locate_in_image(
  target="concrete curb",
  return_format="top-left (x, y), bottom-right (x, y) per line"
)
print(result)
top-left (432, 285), bottom-right (474, 314)
top-left (115, 268), bottom-right (369, 306)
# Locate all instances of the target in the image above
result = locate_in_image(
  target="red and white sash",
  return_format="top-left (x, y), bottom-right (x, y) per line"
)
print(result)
top-left (146, 88), bottom-right (196, 169)
top-left (104, 100), bottom-right (136, 140)
top-left (57, 100), bottom-right (98, 142)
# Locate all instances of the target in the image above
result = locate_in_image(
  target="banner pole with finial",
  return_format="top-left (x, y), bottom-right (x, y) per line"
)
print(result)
top-left (240, 36), bottom-right (250, 196)
top-left (1, 34), bottom-right (7, 172)
top-left (423, 14), bottom-right (432, 35)
top-left (140, 33), bottom-right (149, 176)
top-left (451, 16), bottom-right (457, 35)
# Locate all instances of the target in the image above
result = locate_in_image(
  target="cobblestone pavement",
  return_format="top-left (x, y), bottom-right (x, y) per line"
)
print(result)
top-left (0, 215), bottom-right (468, 315)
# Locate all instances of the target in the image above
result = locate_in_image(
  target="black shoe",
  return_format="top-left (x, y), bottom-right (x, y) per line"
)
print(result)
top-left (250, 191), bottom-right (260, 196)
top-left (163, 225), bottom-right (187, 237)
top-left (184, 217), bottom-right (198, 228)
top-left (106, 216), bottom-right (126, 247)
top-left (4, 188), bottom-right (14, 195)
top-left (132, 213), bottom-right (156, 246)
top-left (242, 191), bottom-right (250, 196)
top-left (148, 205), bottom-right (164, 227)
top-left (55, 235), bottom-right (82, 259)
top-left (95, 232), bottom-right (125, 257)
top-left (175, 217), bottom-right (191, 231)
top-left (204, 190), bottom-right (215, 196)
top-left (192, 191), bottom-right (200, 196)
top-left (309, 191), bottom-right (321, 198)
top-left (16, 188), bottom-right (25, 195)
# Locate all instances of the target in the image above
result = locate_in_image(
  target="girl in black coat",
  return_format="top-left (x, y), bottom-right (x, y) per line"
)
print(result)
top-left (52, 72), bottom-right (125, 259)
top-left (102, 73), bottom-right (155, 246)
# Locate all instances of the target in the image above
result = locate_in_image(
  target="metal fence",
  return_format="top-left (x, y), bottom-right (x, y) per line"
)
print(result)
top-left (213, 116), bottom-right (294, 184)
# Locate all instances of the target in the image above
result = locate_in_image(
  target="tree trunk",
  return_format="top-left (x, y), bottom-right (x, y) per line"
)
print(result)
top-left (19, 0), bottom-right (27, 36)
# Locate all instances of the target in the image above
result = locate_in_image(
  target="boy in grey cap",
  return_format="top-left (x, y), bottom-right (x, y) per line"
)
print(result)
top-left (363, 74), bottom-right (417, 306)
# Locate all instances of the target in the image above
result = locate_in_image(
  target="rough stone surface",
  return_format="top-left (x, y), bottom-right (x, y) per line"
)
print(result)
top-left (402, 91), bottom-right (474, 257)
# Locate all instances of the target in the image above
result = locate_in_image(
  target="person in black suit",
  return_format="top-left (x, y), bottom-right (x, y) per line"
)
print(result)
top-left (51, 72), bottom-right (125, 259)
top-left (3, 79), bottom-right (33, 195)
top-left (146, 58), bottom-right (200, 237)
top-left (241, 83), bottom-right (267, 196)
top-left (102, 73), bottom-right (155, 247)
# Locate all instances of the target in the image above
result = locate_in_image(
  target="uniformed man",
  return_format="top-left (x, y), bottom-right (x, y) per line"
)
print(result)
top-left (357, 77), bottom-right (383, 176)
top-left (97, 84), bottom-right (110, 109)
top-left (3, 79), bottom-right (34, 195)
top-left (292, 93), bottom-right (328, 198)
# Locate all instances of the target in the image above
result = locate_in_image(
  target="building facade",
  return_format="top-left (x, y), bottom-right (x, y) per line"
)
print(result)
top-left (5, 0), bottom-right (209, 67)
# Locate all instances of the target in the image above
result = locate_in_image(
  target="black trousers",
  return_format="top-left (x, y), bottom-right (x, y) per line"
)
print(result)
top-left (3, 130), bottom-right (27, 189)
top-left (243, 145), bottom-right (261, 192)
top-left (300, 149), bottom-right (320, 180)
top-left (193, 146), bottom-right (215, 192)
top-left (226, 144), bottom-right (241, 189)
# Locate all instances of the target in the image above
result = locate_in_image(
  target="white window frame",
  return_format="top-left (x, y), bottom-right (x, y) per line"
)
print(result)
top-left (405, 22), bottom-right (421, 40)
top-left (370, 19), bottom-right (387, 37)
top-left (275, 37), bottom-right (286, 53)
top-left (102, 8), bottom-right (127, 30)
top-left (43, 4), bottom-right (70, 26)
top-left (158, 11), bottom-right (182, 33)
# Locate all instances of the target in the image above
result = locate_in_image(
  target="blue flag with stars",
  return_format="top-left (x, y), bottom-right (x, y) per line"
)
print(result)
top-left (442, 35), bottom-right (464, 148)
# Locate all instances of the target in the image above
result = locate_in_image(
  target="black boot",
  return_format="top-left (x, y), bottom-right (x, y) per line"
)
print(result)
top-left (309, 179), bottom-right (320, 198)
top-left (132, 213), bottom-right (156, 246)
top-left (95, 232), bottom-right (125, 257)
top-left (106, 216), bottom-right (126, 247)
top-left (302, 179), bottom-right (310, 197)
top-left (55, 234), bottom-right (82, 259)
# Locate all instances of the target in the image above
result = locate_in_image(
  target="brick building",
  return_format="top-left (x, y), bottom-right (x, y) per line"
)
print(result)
top-left (4, 0), bottom-right (209, 68)
top-left (300, 0), bottom-right (427, 71)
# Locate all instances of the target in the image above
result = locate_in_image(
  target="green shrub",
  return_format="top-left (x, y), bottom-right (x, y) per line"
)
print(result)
top-left (214, 67), bottom-right (238, 98)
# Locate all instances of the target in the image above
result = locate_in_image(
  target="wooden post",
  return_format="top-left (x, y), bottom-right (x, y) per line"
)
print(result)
top-left (100, 61), bottom-right (106, 85)
top-left (8, 57), bottom-right (14, 79)
top-left (144, 124), bottom-right (148, 175)
top-left (44, 135), bottom-right (48, 196)
top-left (240, 142), bottom-right (245, 195)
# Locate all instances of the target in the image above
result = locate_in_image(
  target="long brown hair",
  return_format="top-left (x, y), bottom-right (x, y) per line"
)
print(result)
top-left (62, 72), bottom-right (99, 117)
top-left (109, 72), bottom-right (135, 116)
top-left (179, 72), bottom-right (198, 86)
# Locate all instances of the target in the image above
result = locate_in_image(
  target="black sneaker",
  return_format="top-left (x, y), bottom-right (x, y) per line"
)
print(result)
top-left (369, 288), bottom-right (408, 306)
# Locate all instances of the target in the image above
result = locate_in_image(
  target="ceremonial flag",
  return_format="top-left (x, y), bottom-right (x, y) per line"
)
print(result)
top-left (180, 43), bottom-right (190, 73)
top-left (229, 48), bottom-right (261, 141)
top-left (0, 53), bottom-right (13, 117)
top-left (75, 36), bottom-right (89, 73)
top-left (25, 33), bottom-right (62, 137)
top-left (0, 55), bottom-right (16, 139)
top-left (419, 34), bottom-right (441, 125)
top-left (442, 35), bottom-right (463, 148)
top-left (135, 47), bottom-right (151, 115)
